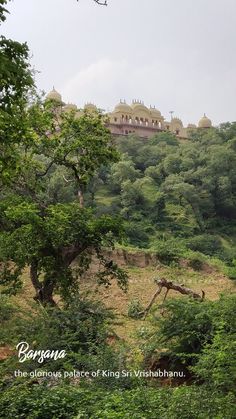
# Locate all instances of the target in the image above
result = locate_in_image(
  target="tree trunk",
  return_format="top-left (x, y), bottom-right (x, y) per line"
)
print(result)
top-left (36, 281), bottom-right (57, 306)
top-left (30, 261), bottom-right (56, 306)
top-left (78, 187), bottom-right (84, 208)
top-left (30, 259), bottom-right (41, 294)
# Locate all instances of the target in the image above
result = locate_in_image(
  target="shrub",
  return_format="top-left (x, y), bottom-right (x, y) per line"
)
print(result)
top-left (151, 238), bottom-right (185, 264)
top-left (0, 294), bottom-right (116, 373)
top-left (193, 331), bottom-right (236, 393)
top-left (141, 294), bottom-right (236, 395)
top-left (128, 299), bottom-right (144, 319)
top-left (186, 235), bottom-right (222, 256)
top-left (124, 221), bottom-right (150, 248)
top-left (0, 383), bottom-right (235, 419)
top-left (224, 266), bottom-right (236, 279)
top-left (187, 253), bottom-right (205, 271)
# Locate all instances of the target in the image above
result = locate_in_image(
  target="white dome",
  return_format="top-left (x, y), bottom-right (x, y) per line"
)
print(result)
top-left (131, 100), bottom-right (149, 113)
top-left (46, 87), bottom-right (62, 103)
top-left (171, 117), bottom-right (183, 127)
top-left (150, 106), bottom-right (162, 118)
top-left (114, 101), bottom-right (132, 113)
top-left (198, 114), bottom-right (212, 128)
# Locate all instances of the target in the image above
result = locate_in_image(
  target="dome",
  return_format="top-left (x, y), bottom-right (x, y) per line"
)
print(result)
top-left (84, 103), bottom-right (97, 112)
top-left (114, 101), bottom-right (132, 113)
top-left (198, 114), bottom-right (212, 128)
top-left (187, 123), bottom-right (197, 129)
top-left (64, 103), bottom-right (77, 112)
top-left (171, 117), bottom-right (183, 127)
top-left (150, 106), bottom-right (162, 118)
top-left (46, 87), bottom-right (62, 103)
top-left (131, 100), bottom-right (149, 113)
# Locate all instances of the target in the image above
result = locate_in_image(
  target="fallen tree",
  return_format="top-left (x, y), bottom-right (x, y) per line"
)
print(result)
top-left (140, 278), bottom-right (205, 319)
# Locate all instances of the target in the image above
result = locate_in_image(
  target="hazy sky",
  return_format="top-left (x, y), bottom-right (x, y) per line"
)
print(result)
top-left (2, 0), bottom-right (236, 125)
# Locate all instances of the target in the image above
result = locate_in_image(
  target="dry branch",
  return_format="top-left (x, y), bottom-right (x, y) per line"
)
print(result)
top-left (93, 0), bottom-right (107, 4)
top-left (141, 277), bottom-right (205, 319)
top-left (77, 0), bottom-right (108, 5)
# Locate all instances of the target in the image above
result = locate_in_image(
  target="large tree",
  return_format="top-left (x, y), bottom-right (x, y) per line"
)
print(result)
top-left (0, 0), bottom-right (127, 305)
top-left (0, 105), bottom-right (127, 305)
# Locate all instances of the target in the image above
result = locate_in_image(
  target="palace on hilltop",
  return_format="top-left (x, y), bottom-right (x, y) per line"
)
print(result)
top-left (46, 88), bottom-right (213, 139)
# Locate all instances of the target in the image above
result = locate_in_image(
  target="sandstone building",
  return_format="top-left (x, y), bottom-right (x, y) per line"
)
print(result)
top-left (46, 88), bottom-right (213, 139)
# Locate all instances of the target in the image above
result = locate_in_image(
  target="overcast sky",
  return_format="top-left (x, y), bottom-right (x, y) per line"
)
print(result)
top-left (2, 0), bottom-right (236, 125)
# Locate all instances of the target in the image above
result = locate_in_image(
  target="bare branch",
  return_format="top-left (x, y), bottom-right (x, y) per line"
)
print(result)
top-left (140, 277), bottom-right (205, 319)
top-left (36, 160), bottom-right (54, 178)
top-left (93, 0), bottom-right (107, 4)
top-left (77, 0), bottom-right (108, 5)
top-left (63, 175), bottom-right (74, 183)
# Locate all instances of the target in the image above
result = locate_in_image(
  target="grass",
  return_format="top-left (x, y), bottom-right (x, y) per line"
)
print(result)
top-left (80, 260), bottom-right (236, 342)
top-left (4, 252), bottom-right (236, 345)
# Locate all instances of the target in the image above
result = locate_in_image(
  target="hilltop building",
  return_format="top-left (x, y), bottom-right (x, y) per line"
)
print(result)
top-left (46, 88), bottom-right (213, 139)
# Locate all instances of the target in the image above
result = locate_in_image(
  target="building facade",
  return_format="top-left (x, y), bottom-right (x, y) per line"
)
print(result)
top-left (46, 88), bottom-right (213, 139)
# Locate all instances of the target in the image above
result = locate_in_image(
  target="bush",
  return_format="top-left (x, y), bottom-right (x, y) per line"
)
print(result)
top-left (141, 294), bottom-right (236, 395)
top-left (0, 294), bottom-right (116, 373)
top-left (187, 253), bottom-right (205, 271)
top-left (227, 268), bottom-right (236, 279)
top-left (186, 235), bottom-right (222, 257)
top-left (0, 383), bottom-right (235, 418)
top-left (127, 299), bottom-right (144, 319)
top-left (152, 238), bottom-right (185, 264)
top-left (124, 221), bottom-right (150, 248)
top-left (194, 330), bottom-right (236, 393)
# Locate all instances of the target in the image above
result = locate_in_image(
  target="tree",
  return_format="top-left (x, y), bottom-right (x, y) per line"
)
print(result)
top-left (109, 160), bottom-right (141, 193)
top-left (0, 0), bottom-right (35, 183)
top-left (0, 1), bottom-right (127, 305)
top-left (0, 201), bottom-right (127, 304)
top-left (0, 105), bottom-right (127, 305)
top-left (32, 104), bottom-right (119, 207)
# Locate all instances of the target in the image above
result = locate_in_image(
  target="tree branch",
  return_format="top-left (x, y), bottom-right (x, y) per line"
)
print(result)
top-left (93, 0), bottom-right (107, 4)
top-left (140, 277), bottom-right (205, 319)
top-left (77, 0), bottom-right (108, 5)
top-left (36, 160), bottom-right (54, 178)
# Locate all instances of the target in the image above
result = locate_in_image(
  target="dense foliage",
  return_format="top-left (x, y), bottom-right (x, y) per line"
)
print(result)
top-left (89, 127), bottom-right (236, 275)
top-left (0, 294), bottom-right (236, 418)
top-left (142, 295), bottom-right (236, 390)
top-left (1, 2), bottom-right (236, 417)
top-left (0, 101), bottom-right (128, 304)
top-left (0, 384), bottom-right (235, 419)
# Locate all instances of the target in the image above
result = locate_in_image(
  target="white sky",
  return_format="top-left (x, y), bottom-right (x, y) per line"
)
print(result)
top-left (2, 0), bottom-right (236, 125)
